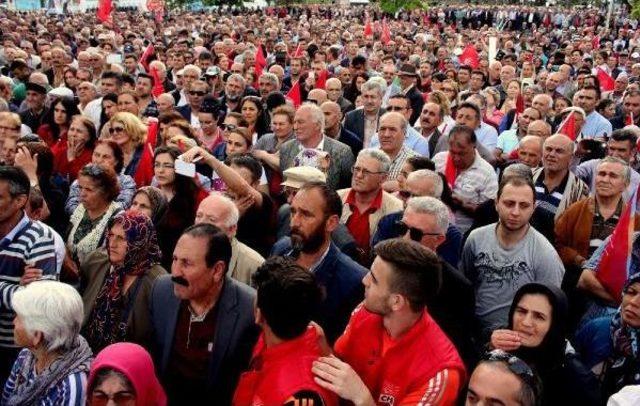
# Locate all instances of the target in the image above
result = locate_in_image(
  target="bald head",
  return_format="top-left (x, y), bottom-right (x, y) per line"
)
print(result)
top-left (543, 134), bottom-right (575, 172)
top-left (527, 120), bottom-right (552, 139)
top-left (307, 89), bottom-right (328, 105)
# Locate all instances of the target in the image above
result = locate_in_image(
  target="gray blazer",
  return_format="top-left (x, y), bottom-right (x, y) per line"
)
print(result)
top-left (149, 275), bottom-right (258, 405)
top-left (279, 136), bottom-right (355, 190)
top-left (343, 107), bottom-right (386, 142)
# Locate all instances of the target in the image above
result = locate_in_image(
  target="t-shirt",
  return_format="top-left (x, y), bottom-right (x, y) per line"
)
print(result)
top-left (461, 223), bottom-right (565, 339)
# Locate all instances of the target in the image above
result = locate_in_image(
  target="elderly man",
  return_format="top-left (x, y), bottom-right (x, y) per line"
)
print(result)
top-left (610, 89), bottom-right (640, 130)
top-left (369, 95), bottom-right (429, 156)
top-left (321, 101), bottom-right (362, 157)
top-left (517, 135), bottom-right (544, 168)
top-left (372, 112), bottom-right (417, 191)
top-left (344, 80), bottom-right (386, 147)
top-left (338, 148), bottom-right (403, 264)
top-left (575, 129), bottom-right (640, 201)
top-left (258, 73), bottom-right (279, 101)
top-left (149, 224), bottom-right (258, 405)
top-left (397, 63), bottom-right (424, 124)
top-left (494, 64), bottom-right (516, 104)
top-left (532, 134), bottom-right (589, 239)
top-left (433, 125), bottom-right (499, 233)
top-left (156, 93), bottom-right (176, 116)
top-left (325, 77), bottom-right (354, 114)
top-left (76, 81), bottom-right (97, 112)
top-left (195, 193), bottom-right (265, 285)
top-left (464, 95), bottom-right (499, 151)
top-left (306, 88), bottom-right (328, 105)
top-left (280, 103), bottom-right (354, 190)
top-left (420, 102), bottom-right (445, 158)
top-left (19, 79), bottom-right (48, 133)
top-left (556, 157), bottom-right (638, 287)
top-left (177, 79), bottom-right (209, 126)
top-left (575, 86), bottom-right (613, 138)
top-left (219, 73), bottom-right (246, 115)
top-left (172, 64), bottom-right (201, 107)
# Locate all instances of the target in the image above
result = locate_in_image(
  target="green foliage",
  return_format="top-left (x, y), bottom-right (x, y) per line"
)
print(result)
top-left (379, 0), bottom-right (427, 14)
top-left (632, 0), bottom-right (640, 19)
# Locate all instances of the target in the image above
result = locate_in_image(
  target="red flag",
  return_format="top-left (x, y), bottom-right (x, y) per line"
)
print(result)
top-left (364, 19), bottom-right (373, 36)
top-left (292, 44), bottom-right (304, 58)
top-left (444, 153), bottom-right (457, 188)
top-left (150, 67), bottom-right (164, 98)
top-left (254, 44), bottom-right (267, 85)
top-left (516, 94), bottom-right (525, 114)
top-left (381, 19), bottom-right (391, 45)
top-left (558, 111), bottom-right (577, 141)
top-left (97, 0), bottom-right (113, 23)
top-left (596, 67), bottom-right (615, 92)
top-left (287, 80), bottom-right (302, 108)
top-left (458, 45), bottom-right (480, 69)
top-left (139, 44), bottom-right (155, 72)
top-left (133, 120), bottom-right (158, 187)
top-left (596, 185), bottom-right (639, 299)
top-left (626, 112), bottom-right (634, 126)
top-left (592, 35), bottom-right (601, 50)
top-left (314, 69), bottom-right (328, 90)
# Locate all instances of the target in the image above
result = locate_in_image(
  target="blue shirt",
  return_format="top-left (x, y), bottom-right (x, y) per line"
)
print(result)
top-left (581, 111), bottom-right (613, 139)
top-left (369, 125), bottom-right (429, 156)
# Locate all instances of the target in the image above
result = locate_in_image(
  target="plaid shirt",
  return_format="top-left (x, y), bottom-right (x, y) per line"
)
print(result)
top-left (387, 146), bottom-right (417, 181)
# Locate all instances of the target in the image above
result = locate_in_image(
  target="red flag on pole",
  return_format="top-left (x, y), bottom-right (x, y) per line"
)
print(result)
top-left (381, 19), bottom-right (391, 45)
top-left (364, 19), bottom-right (373, 36)
top-left (254, 44), bottom-right (267, 83)
top-left (150, 67), bottom-right (164, 98)
top-left (596, 185), bottom-right (639, 299)
top-left (287, 80), bottom-right (302, 108)
top-left (97, 0), bottom-right (113, 23)
top-left (515, 94), bottom-right (525, 114)
top-left (139, 44), bottom-right (155, 72)
top-left (558, 111), bottom-right (577, 141)
top-left (458, 44), bottom-right (480, 69)
top-left (292, 44), bottom-right (304, 58)
top-left (596, 67), bottom-right (615, 92)
top-left (444, 153), bottom-right (457, 188)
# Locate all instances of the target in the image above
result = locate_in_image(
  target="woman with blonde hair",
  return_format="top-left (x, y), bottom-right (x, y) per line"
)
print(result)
top-left (483, 87), bottom-right (505, 128)
top-left (107, 112), bottom-right (153, 186)
top-left (441, 79), bottom-right (460, 116)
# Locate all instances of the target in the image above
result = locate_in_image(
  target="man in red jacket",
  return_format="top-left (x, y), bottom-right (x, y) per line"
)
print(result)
top-left (233, 257), bottom-right (338, 406)
top-left (312, 238), bottom-right (466, 405)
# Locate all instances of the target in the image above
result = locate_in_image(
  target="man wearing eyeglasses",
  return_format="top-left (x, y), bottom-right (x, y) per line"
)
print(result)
top-left (337, 148), bottom-right (403, 265)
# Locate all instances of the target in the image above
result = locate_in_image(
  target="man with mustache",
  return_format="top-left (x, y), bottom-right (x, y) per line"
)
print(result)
top-left (148, 223), bottom-right (258, 405)
top-left (271, 182), bottom-right (367, 343)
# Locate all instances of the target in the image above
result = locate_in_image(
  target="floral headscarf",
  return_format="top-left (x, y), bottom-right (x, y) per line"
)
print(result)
top-left (83, 210), bottom-right (162, 351)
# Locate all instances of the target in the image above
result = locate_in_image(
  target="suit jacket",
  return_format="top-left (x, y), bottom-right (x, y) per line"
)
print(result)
top-left (270, 239), bottom-right (367, 343)
top-left (426, 128), bottom-right (443, 159)
top-left (338, 125), bottom-right (363, 157)
top-left (149, 275), bottom-right (258, 405)
top-left (337, 96), bottom-right (355, 115)
top-left (176, 104), bottom-right (192, 122)
top-left (279, 136), bottom-right (355, 190)
top-left (404, 85), bottom-right (424, 125)
top-left (343, 108), bottom-right (386, 144)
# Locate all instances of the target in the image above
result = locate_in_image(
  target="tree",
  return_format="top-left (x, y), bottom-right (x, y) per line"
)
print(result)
top-left (379, 0), bottom-right (427, 15)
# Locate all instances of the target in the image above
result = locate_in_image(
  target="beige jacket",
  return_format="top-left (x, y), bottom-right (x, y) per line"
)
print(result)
top-left (338, 188), bottom-right (404, 244)
top-left (228, 238), bottom-right (265, 286)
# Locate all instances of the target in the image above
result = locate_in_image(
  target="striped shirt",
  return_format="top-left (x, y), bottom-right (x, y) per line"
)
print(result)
top-left (2, 349), bottom-right (87, 406)
top-left (386, 146), bottom-right (417, 181)
top-left (0, 213), bottom-right (57, 348)
top-left (534, 172), bottom-right (568, 220)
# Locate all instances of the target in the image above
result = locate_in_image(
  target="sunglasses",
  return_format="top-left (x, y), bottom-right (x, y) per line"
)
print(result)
top-left (486, 350), bottom-right (537, 392)
top-left (189, 90), bottom-right (207, 96)
top-left (109, 126), bottom-right (125, 134)
top-left (395, 220), bottom-right (440, 241)
top-left (221, 124), bottom-right (237, 131)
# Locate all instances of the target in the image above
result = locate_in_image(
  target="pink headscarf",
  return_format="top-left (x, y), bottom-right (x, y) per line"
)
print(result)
top-left (87, 342), bottom-right (167, 406)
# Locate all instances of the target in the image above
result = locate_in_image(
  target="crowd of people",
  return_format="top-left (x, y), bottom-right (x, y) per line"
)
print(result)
top-left (2, 2), bottom-right (640, 405)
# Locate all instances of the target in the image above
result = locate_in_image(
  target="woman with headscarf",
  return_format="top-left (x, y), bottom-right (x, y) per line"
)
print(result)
top-left (80, 210), bottom-right (166, 352)
top-left (130, 186), bottom-right (168, 225)
top-left (87, 342), bottom-right (166, 406)
top-left (602, 274), bottom-right (640, 399)
top-left (2, 281), bottom-right (93, 405)
top-left (490, 283), bottom-right (601, 405)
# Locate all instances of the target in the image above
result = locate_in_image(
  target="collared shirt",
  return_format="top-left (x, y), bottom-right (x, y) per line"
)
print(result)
top-left (369, 125), bottom-right (430, 156)
top-left (387, 146), bottom-right (417, 181)
top-left (309, 244), bottom-right (331, 273)
top-left (0, 212), bottom-right (30, 247)
top-left (534, 171), bottom-right (569, 219)
top-left (475, 122), bottom-right (498, 150)
top-left (345, 188), bottom-right (383, 254)
top-left (582, 111), bottom-right (613, 139)
top-left (364, 113), bottom-right (379, 148)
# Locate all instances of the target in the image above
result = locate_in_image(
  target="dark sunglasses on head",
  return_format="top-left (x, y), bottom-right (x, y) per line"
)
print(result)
top-left (485, 350), bottom-right (537, 393)
top-left (395, 220), bottom-right (440, 241)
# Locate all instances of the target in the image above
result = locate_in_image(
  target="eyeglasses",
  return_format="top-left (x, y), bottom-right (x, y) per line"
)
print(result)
top-left (485, 350), bottom-right (537, 390)
top-left (395, 220), bottom-right (441, 241)
top-left (90, 391), bottom-right (135, 405)
top-left (189, 90), bottom-right (207, 96)
top-left (351, 166), bottom-right (386, 177)
top-left (221, 124), bottom-right (237, 131)
top-left (109, 127), bottom-right (125, 134)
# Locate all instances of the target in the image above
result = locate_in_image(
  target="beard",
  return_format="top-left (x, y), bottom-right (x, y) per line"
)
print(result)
top-left (226, 92), bottom-right (241, 102)
top-left (291, 222), bottom-right (327, 254)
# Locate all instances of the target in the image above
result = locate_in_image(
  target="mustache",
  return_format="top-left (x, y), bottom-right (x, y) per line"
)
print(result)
top-left (171, 276), bottom-right (189, 287)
